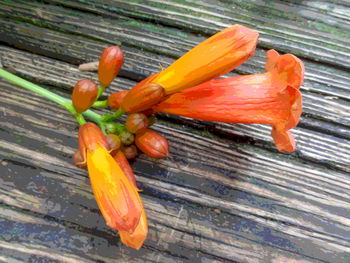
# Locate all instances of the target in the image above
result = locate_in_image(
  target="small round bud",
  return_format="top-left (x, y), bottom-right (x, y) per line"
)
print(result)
top-left (120, 130), bottom-right (135, 145)
top-left (98, 46), bottom-right (124, 87)
top-left (105, 122), bottom-right (119, 134)
top-left (72, 79), bottom-right (98, 113)
top-left (73, 150), bottom-right (86, 169)
top-left (107, 90), bottom-right (129, 109)
top-left (135, 129), bottom-right (169, 159)
top-left (122, 145), bottom-right (138, 159)
top-left (106, 134), bottom-right (121, 153)
top-left (125, 113), bottom-right (149, 134)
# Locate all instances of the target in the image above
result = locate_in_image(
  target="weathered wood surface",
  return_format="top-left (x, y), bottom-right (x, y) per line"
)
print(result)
top-left (0, 0), bottom-right (349, 262)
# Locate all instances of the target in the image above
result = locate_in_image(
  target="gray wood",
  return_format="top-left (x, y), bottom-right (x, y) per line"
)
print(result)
top-left (0, 0), bottom-right (349, 262)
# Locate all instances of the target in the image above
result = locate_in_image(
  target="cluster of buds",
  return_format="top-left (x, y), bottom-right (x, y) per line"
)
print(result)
top-left (72, 24), bottom-right (304, 250)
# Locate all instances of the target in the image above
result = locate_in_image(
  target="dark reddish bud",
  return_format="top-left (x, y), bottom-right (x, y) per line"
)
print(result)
top-left (73, 150), bottom-right (87, 169)
top-left (72, 79), bottom-right (98, 113)
top-left (135, 129), bottom-right (169, 159)
top-left (114, 151), bottom-right (137, 187)
top-left (107, 90), bottom-right (129, 109)
top-left (125, 113), bottom-right (149, 134)
top-left (98, 46), bottom-right (124, 87)
top-left (120, 131), bottom-right (135, 145)
top-left (106, 134), bottom-right (121, 153)
top-left (122, 145), bottom-right (138, 159)
top-left (121, 73), bottom-right (165, 113)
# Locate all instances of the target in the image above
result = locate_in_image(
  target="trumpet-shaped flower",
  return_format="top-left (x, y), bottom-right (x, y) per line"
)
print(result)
top-left (122, 25), bottom-right (258, 113)
top-left (154, 50), bottom-right (304, 152)
top-left (78, 123), bottom-right (143, 233)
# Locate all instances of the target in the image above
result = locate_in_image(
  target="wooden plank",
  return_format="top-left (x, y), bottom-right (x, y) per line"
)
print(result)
top-left (45, 0), bottom-right (350, 69)
top-left (0, 0), bottom-right (349, 262)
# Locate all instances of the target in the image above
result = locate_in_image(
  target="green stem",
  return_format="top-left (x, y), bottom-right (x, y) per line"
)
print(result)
top-left (92, 99), bottom-right (108, 108)
top-left (0, 68), bottom-right (70, 107)
top-left (0, 68), bottom-right (106, 131)
top-left (101, 108), bottom-right (124, 122)
top-left (96, 85), bottom-right (105, 100)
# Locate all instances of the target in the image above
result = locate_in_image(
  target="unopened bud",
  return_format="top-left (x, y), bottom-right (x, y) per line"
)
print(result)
top-left (122, 145), bottom-right (138, 159)
top-left (107, 90), bottom-right (129, 109)
top-left (106, 134), bottom-right (121, 153)
top-left (73, 150), bottom-right (86, 169)
top-left (105, 122), bottom-right (119, 134)
top-left (125, 113), bottom-right (149, 134)
top-left (120, 131), bottom-right (135, 145)
top-left (121, 83), bottom-right (165, 113)
top-left (135, 129), bottom-right (169, 158)
top-left (72, 79), bottom-right (98, 113)
top-left (98, 46), bottom-right (124, 87)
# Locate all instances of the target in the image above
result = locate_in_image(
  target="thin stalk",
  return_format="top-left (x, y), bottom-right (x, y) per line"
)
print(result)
top-left (0, 68), bottom-right (105, 130)
top-left (101, 108), bottom-right (124, 122)
top-left (93, 99), bottom-right (108, 108)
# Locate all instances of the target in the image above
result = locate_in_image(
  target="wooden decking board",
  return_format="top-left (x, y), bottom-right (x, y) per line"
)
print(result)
top-left (1, 0), bottom-right (349, 262)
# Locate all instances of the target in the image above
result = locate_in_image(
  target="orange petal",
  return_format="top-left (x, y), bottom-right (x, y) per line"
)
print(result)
top-left (87, 145), bottom-right (143, 233)
top-left (152, 25), bottom-right (259, 94)
top-left (119, 210), bottom-right (148, 250)
top-left (114, 151), bottom-right (137, 188)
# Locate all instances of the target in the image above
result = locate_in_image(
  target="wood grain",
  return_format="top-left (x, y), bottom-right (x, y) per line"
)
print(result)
top-left (0, 0), bottom-right (349, 262)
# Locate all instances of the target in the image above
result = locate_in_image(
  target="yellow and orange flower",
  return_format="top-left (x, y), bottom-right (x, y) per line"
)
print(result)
top-left (122, 25), bottom-right (259, 113)
top-left (78, 123), bottom-right (144, 233)
top-left (154, 50), bottom-right (304, 152)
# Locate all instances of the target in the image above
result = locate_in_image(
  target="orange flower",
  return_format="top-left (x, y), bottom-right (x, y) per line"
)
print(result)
top-left (78, 123), bottom-right (143, 233)
top-left (155, 50), bottom-right (304, 152)
top-left (122, 25), bottom-right (258, 113)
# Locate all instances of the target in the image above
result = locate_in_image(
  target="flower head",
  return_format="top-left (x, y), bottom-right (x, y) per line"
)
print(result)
top-left (78, 123), bottom-right (143, 233)
top-left (122, 25), bottom-right (258, 113)
top-left (155, 50), bottom-right (304, 152)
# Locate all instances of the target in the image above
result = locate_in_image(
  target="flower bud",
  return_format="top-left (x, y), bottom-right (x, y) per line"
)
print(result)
top-left (120, 131), bottom-right (135, 145)
top-left (106, 134), bottom-right (121, 153)
top-left (125, 113), bottom-right (149, 134)
top-left (122, 81), bottom-right (166, 113)
top-left (107, 90), bottom-right (129, 109)
top-left (98, 46), bottom-right (124, 87)
top-left (122, 145), bottom-right (138, 159)
top-left (135, 129), bottom-right (169, 158)
top-left (73, 150), bottom-right (87, 169)
top-left (72, 79), bottom-right (98, 113)
top-left (105, 122), bottom-right (119, 134)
